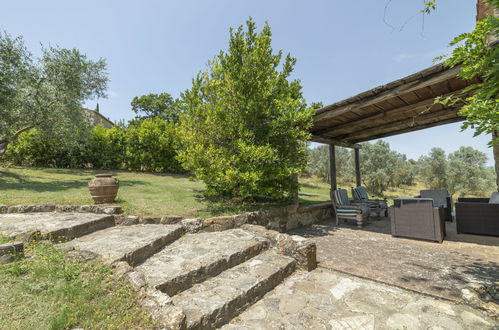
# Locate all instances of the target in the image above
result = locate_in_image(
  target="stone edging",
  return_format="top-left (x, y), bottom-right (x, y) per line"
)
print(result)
top-left (0, 204), bottom-right (123, 215)
top-left (0, 202), bottom-right (333, 233)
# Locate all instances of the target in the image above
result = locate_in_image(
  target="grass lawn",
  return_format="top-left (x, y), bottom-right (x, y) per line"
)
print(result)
top-left (0, 167), bottom-right (331, 217)
top-left (0, 240), bottom-right (155, 330)
top-left (299, 176), bottom-right (424, 206)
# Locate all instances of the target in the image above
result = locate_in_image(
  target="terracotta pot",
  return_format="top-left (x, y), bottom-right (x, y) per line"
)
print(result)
top-left (88, 174), bottom-right (119, 204)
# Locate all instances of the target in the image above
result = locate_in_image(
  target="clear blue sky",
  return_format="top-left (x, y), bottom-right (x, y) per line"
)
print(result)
top-left (1, 0), bottom-right (494, 164)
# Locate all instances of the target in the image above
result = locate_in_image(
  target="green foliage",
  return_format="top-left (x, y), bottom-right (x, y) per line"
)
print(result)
top-left (447, 146), bottom-right (496, 195)
top-left (305, 141), bottom-right (415, 195)
top-left (422, 1), bottom-right (437, 14)
top-left (305, 145), bottom-right (354, 184)
top-left (418, 147), bottom-right (448, 189)
top-left (0, 241), bottom-right (155, 329)
top-left (124, 117), bottom-right (183, 173)
top-left (131, 92), bottom-right (182, 122)
top-left (437, 2), bottom-right (499, 145)
top-left (4, 118), bottom-right (184, 173)
top-left (359, 141), bottom-right (413, 196)
top-left (178, 19), bottom-right (313, 199)
top-left (0, 30), bottom-right (108, 155)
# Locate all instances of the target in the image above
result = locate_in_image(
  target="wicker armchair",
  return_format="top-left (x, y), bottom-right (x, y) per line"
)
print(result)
top-left (332, 189), bottom-right (369, 228)
top-left (351, 186), bottom-right (388, 218)
top-left (389, 198), bottom-right (445, 243)
top-left (415, 189), bottom-right (453, 221)
top-left (455, 192), bottom-right (499, 236)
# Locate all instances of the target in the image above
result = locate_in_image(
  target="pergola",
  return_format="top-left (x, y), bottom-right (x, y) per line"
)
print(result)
top-left (310, 63), bottom-right (478, 195)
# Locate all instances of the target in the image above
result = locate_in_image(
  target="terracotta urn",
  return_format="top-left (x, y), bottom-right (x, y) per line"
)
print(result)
top-left (88, 174), bottom-right (119, 204)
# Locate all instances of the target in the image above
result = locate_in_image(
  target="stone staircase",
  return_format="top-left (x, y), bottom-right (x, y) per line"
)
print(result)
top-left (0, 212), bottom-right (311, 329)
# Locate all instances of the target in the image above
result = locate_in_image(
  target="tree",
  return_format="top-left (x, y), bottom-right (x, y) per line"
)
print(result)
top-left (447, 146), bottom-right (496, 195)
top-left (306, 145), bottom-right (354, 185)
top-left (130, 93), bottom-right (181, 122)
top-left (178, 19), bottom-right (313, 199)
top-left (418, 147), bottom-right (448, 189)
top-left (435, 0), bottom-right (499, 189)
top-left (359, 141), bottom-right (403, 196)
top-left (0, 31), bottom-right (108, 155)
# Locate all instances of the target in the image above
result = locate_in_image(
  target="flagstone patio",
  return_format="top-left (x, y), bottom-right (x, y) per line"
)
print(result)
top-left (290, 217), bottom-right (499, 306)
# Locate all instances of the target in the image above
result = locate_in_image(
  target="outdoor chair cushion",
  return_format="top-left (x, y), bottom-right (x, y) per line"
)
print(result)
top-left (420, 189), bottom-right (449, 207)
top-left (352, 186), bottom-right (388, 209)
top-left (333, 189), bottom-right (351, 206)
top-left (489, 192), bottom-right (499, 204)
top-left (352, 186), bottom-right (369, 201)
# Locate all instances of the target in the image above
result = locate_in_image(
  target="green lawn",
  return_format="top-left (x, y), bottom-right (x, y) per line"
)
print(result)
top-left (0, 240), bottom-right (156, 329)
top-left (0, 167), bottom-right (331, 217)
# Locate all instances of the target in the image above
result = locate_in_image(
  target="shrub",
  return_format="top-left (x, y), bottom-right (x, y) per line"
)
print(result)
top-left (178, 19), bottom-right (312, 199)
top-left (4, 118), bottom-right (184, 174)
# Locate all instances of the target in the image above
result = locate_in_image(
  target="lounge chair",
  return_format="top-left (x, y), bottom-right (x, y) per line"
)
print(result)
top-left (455, 192), bottom-right (499, 236)
top-left (389, 198), bottom-right (446, 243)
top-left (352, 186), bottom-right (388, 218)
top-left (332, 188), bottom-right (370, 228)
top-left (415, 189), bottom-right (453, 221)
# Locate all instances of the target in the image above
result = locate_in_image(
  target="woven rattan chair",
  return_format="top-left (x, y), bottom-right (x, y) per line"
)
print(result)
top-left (415, 189), bottom-right (453, 221)
top-left (390, 198), bottom-right (445, 243)
top-left (455, 192), bottom-right (499, 236)
top-left (332, 189), bottom-right (369, 228)
top-left (352, 186), bottom-right (388, 218)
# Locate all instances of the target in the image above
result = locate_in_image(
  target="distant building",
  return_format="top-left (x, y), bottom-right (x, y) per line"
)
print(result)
top-left (84, 108), bottom-right (115, 128)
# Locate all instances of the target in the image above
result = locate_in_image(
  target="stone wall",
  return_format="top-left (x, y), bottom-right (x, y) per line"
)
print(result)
top-left (0, 204), bottom-right (123, 215)
top-left (0, 202), bottom-right (333, 233)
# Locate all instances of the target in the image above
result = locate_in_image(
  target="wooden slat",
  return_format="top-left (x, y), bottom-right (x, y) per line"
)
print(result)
top-left (310, 136), bottom-right (361, 149)
top-left (343, 107), bottom-right (463, 141)
top-left (350, 116), bottom-right (465, 143)
top-left (313, 65), bottom-right (462, 123)
top-left (314, 90), bottom-right (464, 138)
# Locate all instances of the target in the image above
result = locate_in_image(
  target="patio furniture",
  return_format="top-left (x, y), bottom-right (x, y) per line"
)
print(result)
top-left (455, 192), bottom-right (499, 237)
top-left (352, 186), bottom-right (388, 218)
top-left (415, 189), bottom-right (453, 221)
top-left (332, 188), bottom-right (369, 228)
top-left (389, 198), bottom-right (445, 243)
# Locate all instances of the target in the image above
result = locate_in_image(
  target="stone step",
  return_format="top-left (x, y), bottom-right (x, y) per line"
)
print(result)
top-left (0, 212), bottom-right (115, 241)
top-left (132, 228), bottom-right (269, 296)
top-left (61, 224), bottom-right (184, 266)
top-left (172, 252), bottom-right (296, 330)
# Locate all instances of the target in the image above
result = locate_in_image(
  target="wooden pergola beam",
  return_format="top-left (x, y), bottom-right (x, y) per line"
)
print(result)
top-left (310, 136), bottom-right (361, 149)
top-left (343, 107), bottom-right (464, 142)
top-left (313, 90), bottom-right (465, 138)
top-left (313, 66), bottom-right (462, 123)
top-left (350, 116), bottom-right (465, 143)
top-left (329, 144), bottom-right (337, 192)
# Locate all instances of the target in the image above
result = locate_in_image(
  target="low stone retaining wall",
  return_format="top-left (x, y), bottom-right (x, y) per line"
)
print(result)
top-left (0, 202), bottom-right (333, 233)
top-left (0, 204), bottom-right (123, 215)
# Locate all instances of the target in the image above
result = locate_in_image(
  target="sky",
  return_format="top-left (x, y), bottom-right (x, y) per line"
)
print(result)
top-left (1, 0), bottom-right (494, 164)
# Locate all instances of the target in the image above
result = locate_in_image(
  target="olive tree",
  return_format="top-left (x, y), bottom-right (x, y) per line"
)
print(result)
top-left (178, 19), bottom-right (313, 199)
top-left (0, 31), bottom-right (108, 155)
top-left (418, 147), bottom-right (448, 189)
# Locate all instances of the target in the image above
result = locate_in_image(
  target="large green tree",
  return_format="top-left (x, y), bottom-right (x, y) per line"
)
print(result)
top-left (130, 92), bottom-right (181, 122)
top-left (0, 31), bottom-right (108, 155)
top-left (178, 19), bottom-right (313, 199)
top-left (434, 0), bottom-right (499, 189)
top-left (447, 146), bottom-right (495, 195)
top-left (418, 147), bottom-right (448, 190)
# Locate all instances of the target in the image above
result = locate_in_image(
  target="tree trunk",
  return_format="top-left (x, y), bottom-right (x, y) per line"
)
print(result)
top-left (0, 142), bottom-right (7, 156)
top-left (493, 130), bottom-right (499, 191)
top-left (0, 126), bottom-right (33, 156)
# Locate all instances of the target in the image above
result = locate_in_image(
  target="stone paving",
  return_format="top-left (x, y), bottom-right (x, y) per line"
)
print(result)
top-left (2, 211), bottom-right (498, 329)
top-left (0, 212), bottom-right (114, 240)
top-left (225, 268), bottom-right (497, 329)
top-left (291, 218), bottom-right (499, 303)
top-left (61, 224), bottom-right (184, 266)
